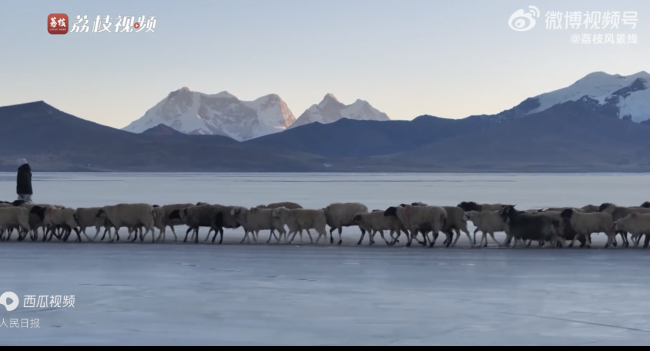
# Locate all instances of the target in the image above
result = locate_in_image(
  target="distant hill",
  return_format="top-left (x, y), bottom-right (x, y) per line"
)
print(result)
top-left (141, 123), bottom-right (187, 136)
top-left (0, 101), bottom-right (328, 172)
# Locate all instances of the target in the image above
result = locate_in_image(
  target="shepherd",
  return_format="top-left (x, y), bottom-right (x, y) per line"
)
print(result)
top-left (16, 158), bottom-right (33, 204)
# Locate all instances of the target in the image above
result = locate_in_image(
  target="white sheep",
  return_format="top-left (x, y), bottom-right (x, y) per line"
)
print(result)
top-left (272, 207), bottom-right (328, 245)
top-left (323, 202), bottom-right (369, 246)
top-left (466, 210), bottom-right (509, 247)
top-left (256, 202), bottom-right (302, 242)
top-left (560, 209), bottom-right (616, 249)
top-left (0, 207), bottom-right (31, 241)
top-left (383, 205), bottom-right (447, 247)
top-left (352, 211), bottom-right (407, 246)
top-left (231, 207), bottom-right (286, 244)
top-left (440, 206), bottom-right (473, 248)
top-left (75, 207), bottom-right (107, 241)
top-left (613, 213), bottom-right (650, 248)
top-left (96, 203), bottom-right (156, 243)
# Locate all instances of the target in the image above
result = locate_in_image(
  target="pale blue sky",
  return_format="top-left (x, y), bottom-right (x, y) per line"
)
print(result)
top-left (1, 0), bottom-right (647, 129)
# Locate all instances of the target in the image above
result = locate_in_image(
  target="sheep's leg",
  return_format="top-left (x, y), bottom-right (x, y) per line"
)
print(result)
top-left (288, 230), bottom-right (299, 244)
top-left (218, 228), bottom-right (224, 244)
top-left (337, 227), bottom-right (345, 246)
top-left (368, 230), bottom-right (377, 246)
top-left (205, 228), bottom-right (213, 242)
top-left (329, 227), bottom-right (336, 244)
top-left (356, 229), bottom-right (367, 246)
top-left (488, 232), bottom-right (503, 247)
top-left (169, 226), bottom-right (178, 241)
top-left (240, 230), bottom-right (250, 244)
top-left (183, 227), bottom-right (193, 243)
top-left (306, 229), bottom-right (314, 244)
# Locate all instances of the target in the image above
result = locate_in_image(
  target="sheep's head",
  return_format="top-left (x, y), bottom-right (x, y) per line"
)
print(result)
top-left (95, 208), bottom-right (106, 218)
top-left (498, 205), bottom-right (515, 221)
top-left (384, 207), bottom-right (398, 217)
top-left (560, 208), bottom-right (574, 219)
top-left (598, 203), bottom-right (613, 212)
top-left (12, 200), bottom-right (25, 207)
top-left (30, 206), bottom-right (47, 221)
top-left (466, 211), bottom-right (479, 222)
top-left (168, 209), bottom-right (181, 220)
top-left (230, 207), bottom-right (243, 217)
top-left (271, 207), bottom-right (289, 220)
top-left (153, 205), bottom-right (160, 208)
top-left (457, 201), bottom-right (480, 212)
top-left (641, 202), bottom-right (650, 208)
top-left (352, 214), bottom-right (364, 223)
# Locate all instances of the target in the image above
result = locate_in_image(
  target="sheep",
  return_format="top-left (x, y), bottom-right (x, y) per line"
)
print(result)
top-left (0, 207), bottom-right (31, 241)
top-left (438, 206), bottom-right (472, 248)
top-left (95, 203), bottom-right (156, 243)
top-left (352, 211), bottom-right (408, 246)
top-left (598, 204), bottom-right (650, 248)
top-left (641, 202), bottom-right (650, 208)
top-left (127, 206), bottom-right (168, 242)
top-left (256, 202), bottom-right (302, 242)
top-left (383, 205), bottom-right (447, 247)
top-left (526, 210), bottom-right (590, 248)
top-left (457, 202), bottom-right (512, 213)
top-left (498, 206), bottom-right (564, 248)
top-left (168, 205), bottom-right (224, 244)
top-left (613, 213), bottom-right (650, 248)
top-left (75, 207), bottom-right (107, 241)
top-left (271, 207), bottom-right (328, 244)
top-left (151, 203), bottom-right (194, 242)
top-left (30, 206), bottom-right (86, 242)
top-left (561, 209), bottom-right (616, 249)
top-left (466, 210), bottom-right (509, 247)
top-left (230, 207), bottom-right (286, 244)
top-left (581, 205), bottom-right (601, 213)
top-left (323, 203), bottom-right (369, 246)
top-left (198, 205), bottom-right (242, 244)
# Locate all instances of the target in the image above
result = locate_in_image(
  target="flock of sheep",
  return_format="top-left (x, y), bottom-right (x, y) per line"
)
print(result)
top-left (1, 199), bottom-right (650, 249)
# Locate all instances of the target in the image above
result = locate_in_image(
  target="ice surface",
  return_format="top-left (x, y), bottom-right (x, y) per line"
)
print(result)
top-left (1, 172), bottom-right (650, 346)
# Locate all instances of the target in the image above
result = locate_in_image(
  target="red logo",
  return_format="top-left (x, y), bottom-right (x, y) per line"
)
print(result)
top-left (48, 14), bottom-right (69, 35)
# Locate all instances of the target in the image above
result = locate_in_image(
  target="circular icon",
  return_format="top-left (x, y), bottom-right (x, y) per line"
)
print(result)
top-left (571, 34), bottom-right (581, 44)
top-left (0, 292), bottom-right (19, 312)
top-left (134, 23), bottom-right (140, 29)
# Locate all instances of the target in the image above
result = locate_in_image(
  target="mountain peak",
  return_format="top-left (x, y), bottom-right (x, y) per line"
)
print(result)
top-left (515, 71), bottom-right (650, 123)
top-left (122, 89), bottom-right (296, 141)
top-left (290, 95), bottom-right (390, 129)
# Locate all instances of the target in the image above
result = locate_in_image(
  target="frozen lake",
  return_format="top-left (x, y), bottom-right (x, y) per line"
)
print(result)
top-left (1, 172), bottom-right (650, 345)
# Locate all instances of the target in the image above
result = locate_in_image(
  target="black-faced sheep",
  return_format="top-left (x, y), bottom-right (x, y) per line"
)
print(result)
top-left (561, 209), bottom-right (615, 249)
top-left (352, 211), bottom-right (407, 246)
top-left (272, 207), bottom-right (327, 245)
top-left (384, 205), bottom-right (447, 247)
top-left (323, 203), bottom-right (369, 246)
top-left (231, 207), bottom-right (286, 244)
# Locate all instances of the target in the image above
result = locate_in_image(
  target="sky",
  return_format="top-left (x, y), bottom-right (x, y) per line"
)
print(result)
top-left (1, 0), bottom-right (648, 129)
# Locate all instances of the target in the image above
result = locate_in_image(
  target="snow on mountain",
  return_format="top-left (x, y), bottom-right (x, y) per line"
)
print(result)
top-left (524, 71), bottom-right (650, 122)
top-left (289, 93), bottom-right (390, 129)
top-left (122, 87), bottom-right (296, 141)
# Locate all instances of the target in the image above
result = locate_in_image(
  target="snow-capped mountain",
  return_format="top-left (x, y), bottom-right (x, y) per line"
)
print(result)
top-left (122, 87), bottom-right (296, 141)
top-left (289, 93), bottom-right (390, 129)
top-left (500, 71), bottom-right (650, 123)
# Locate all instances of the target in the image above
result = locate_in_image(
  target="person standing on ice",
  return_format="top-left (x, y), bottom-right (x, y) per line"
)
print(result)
top-left (16, 158), bottom-right (33, 203)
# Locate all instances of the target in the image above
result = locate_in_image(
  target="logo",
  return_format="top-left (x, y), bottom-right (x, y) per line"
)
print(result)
top-left (48, 13), bottom-right (69, 35)
top-left (508, 6), bottom-right (540, 31)
top-left (0, 292), bottom-right (19, 312)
